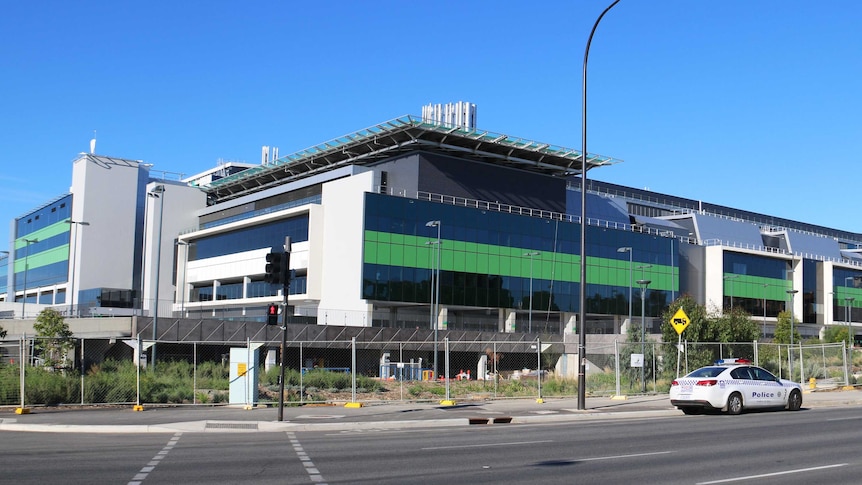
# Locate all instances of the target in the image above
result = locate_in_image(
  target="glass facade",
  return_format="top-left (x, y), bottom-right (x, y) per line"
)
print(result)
top-left (188, 215), bottom-right (310, 261)
top-left (362, 193), bottom-right (676, 318)
top-left (15, 195), bottom-right (71, 237)
top-left (833, 268), bottom-right (862, 324)
top-left (722, 252), bottom-right (791, 319)
top-left (13, 195), bottom-right (74, 294)
top-left (200, 193), bottom-right (321, 230)
top-left (78, 288), bottom-right (136, 309)
top-left (0, 254), bottom-right (8, 297)
top-left (189, 276), bottom-right (307, 303)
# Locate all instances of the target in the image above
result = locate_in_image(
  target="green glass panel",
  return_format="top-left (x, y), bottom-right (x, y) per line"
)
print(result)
top-left (489, 257), bottom-right (500, 274)
top-left (390, 244), bottom-right (404, 266)
top-left (15, 221), bottom-right (70, 250)
top-left (500, 256), bottom-right (511, 275)
top-left (364, 241), bottom-right (377, 263)
top-left (454, 250), bottom-right (466, 270)
top-left (465, 252), bottom-right (478, 271)
top-left (14, 245), bottom-right (70, 273)
top-left (378, 244), bottom-right (390, 264)
top-left (477, 253), bottom-right (489, 273)
top-left (403, 245), bottom-right (418, 266)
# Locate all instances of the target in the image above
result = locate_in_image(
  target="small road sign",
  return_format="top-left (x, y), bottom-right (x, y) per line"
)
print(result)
top-left (670, 308), bottom-right (690, 335)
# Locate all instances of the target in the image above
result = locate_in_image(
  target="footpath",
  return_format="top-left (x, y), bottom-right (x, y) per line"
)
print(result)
top-left (2, 389), bottom-right (862, 434)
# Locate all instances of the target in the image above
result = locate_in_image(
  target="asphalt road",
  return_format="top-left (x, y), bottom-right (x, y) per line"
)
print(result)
top-left (4, 406), bottom-right (862, 484)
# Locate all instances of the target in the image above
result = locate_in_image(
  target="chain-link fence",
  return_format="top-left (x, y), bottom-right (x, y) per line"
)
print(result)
top-left (0, 336), bottom-right (855, 408)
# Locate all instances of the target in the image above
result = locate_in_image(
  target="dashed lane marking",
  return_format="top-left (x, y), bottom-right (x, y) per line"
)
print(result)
top-left (287, 431), bottom-right (329, 485)
top-left (127, 432), bottom-right (182, 485)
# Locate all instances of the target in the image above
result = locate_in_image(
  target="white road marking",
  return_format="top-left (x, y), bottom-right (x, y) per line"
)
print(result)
top-left (696, 463), bottom-right (848, 484)
top-left (287, 431), bottom-right (329, 485)
top-left (127, 432), bottom-right (183, 485)
top-left (576, 450), bottom-right (674, 462)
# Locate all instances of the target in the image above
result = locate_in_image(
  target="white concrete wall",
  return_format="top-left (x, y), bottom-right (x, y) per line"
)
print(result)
top-left (317, 171), bottom-right (374, 326)
top-left (306, 204), bottom-right (325, 301)
top-left (141, 182), bottom-right (207, 317)
top-left (704, 245), bottom-right (724, 312)
top-left (176, 206), bottom-right (312, 312)
top-left (73, 156), bottom-right (146, 295)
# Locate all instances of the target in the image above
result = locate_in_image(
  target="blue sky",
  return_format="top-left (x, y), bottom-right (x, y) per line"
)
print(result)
top-left (2, 1), bottom-right (860, 249)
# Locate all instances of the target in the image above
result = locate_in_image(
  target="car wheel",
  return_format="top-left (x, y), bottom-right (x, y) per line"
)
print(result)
top-left (786, 389), bottom-right (802, 411)
top-left (726, 392), bottom-right (743, 415)
top-left (680, 407), bottom-right (702, 415)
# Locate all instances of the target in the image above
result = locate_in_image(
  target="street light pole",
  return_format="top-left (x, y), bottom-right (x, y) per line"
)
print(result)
top-left (148, 185), bottom-right (166, 369)
top-left (426, 220), bottom-right (441, 379)
top-left (787, 289), bottom-right (798, 381)
top-left (660, 232), bottom-right (675, 302)
top-left (65, 220), bottom-right (90, 317)
top-left (846, 296), bottom-right (855, 353)
top-left (21, 238), bottom-right (38, 319)
top-left (525, 252), bottom-right (540, 333)
top-left (177, 241), bottom-right (189, 317)
top-left (845, 277), bottom-right (855, 348)
top-left (578, 0), bottom-right (620, 411)
top-left (636, 278), bottom-right (651, 393)
top-left (724, 275), bottom-right (740, 310)
top-left (617, 247), bottom-right (632, 333)
top-left (762, 284), bottom-right (769, 337)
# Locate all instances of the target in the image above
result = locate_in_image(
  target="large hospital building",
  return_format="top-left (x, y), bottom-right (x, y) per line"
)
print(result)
top-left (2, 103), bottom-right (861, 347)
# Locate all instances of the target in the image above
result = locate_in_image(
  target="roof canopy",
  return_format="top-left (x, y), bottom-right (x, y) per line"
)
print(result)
top-left (206, 115), bottom-right (622, 202)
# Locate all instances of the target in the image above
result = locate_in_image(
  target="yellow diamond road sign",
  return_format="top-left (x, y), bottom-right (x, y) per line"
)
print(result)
top-left (670, 308), bottom-right (690, 335)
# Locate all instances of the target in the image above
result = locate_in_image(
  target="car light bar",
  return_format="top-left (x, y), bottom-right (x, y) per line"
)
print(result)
top-left (714, 358), bottom-right (751, 365)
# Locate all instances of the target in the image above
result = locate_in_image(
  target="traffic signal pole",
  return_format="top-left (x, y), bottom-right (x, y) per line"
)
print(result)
top-left (277, 237), bottom-right (292, 422)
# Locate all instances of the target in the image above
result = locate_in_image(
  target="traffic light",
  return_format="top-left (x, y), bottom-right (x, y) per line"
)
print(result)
top-left (264, 251), bottom-right (289, 285)
top-left (266, 304), bottom-right (279, 325)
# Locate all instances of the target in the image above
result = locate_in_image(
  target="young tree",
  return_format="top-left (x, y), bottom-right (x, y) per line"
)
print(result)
top-left (33, 308), bottom-right (74, 369)
top-left (822, 324), bottom-right (849, 345)
top-left (772, 310), bottom-right (801, 345)
top-left (713, 305), bottom-right (761, 341)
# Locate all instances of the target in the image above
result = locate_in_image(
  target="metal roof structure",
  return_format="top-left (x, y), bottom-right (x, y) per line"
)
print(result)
top-left (205, 115), bottom-right (622, 202)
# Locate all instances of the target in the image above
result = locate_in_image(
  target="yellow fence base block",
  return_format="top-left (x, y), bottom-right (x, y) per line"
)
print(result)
top-left (439, 399), bottom-right (456, 406)
top-left (15, 408), bottom-right (30, 415)
top-left (610, 395), bottom-right (628, 401)
top-left (132, 405), bottom-right (145, 412)
top-left (344, 402), bottom-right (363, 408)
top-left (536, 398), bottom-right (545, 404)
top-left (841, 385), bottom-right (856, 391)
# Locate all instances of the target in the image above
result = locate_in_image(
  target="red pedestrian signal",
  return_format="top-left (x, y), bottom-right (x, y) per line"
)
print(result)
top-left (267, 304), bottom-right (279, 325)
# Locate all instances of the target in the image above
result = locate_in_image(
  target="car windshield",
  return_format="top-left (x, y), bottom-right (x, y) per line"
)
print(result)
top-left (685, 367), bottom-right (725, 378)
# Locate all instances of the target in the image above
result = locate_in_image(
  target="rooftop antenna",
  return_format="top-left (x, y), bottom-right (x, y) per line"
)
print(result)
top-left (89, 130), bottom-right (97, 154)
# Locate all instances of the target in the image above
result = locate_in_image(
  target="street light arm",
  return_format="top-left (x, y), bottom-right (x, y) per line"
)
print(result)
top-left (578, 0), bottom-right (621, 411)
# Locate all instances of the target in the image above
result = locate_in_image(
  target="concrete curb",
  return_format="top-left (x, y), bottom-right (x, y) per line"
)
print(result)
top-left (0, 408), bottom-right (686, 434)
top-left (0, 417), bottom-right (474, 434)
top-left (3, 391), bottom-right (861, 434)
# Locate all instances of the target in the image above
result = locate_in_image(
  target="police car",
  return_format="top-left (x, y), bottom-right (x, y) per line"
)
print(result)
top-left (669, 359), bottom-right (803, 415)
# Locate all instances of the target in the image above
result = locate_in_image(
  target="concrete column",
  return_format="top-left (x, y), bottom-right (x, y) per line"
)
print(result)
top-left (563, 312), bottom-right (577, 335)
top-left (437, 307), bottom-right (448, 330)
top-left (504, 310), bottom-right (517, 333)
